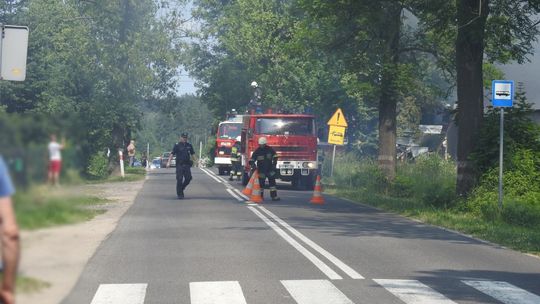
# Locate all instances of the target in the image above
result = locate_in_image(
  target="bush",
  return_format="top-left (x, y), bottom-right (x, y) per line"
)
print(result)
top-left (332, 154), bottom-right (387, 192)
top-left (394, 154), bottom-right (456, 208)
top-left (391, 174), bottom-right (415, 198)
top-left (86, 154), bottom-right (109, 179)
top-left (502, 198), bottom-right (540, 228)
top-left (467, 149), bottom-right (540, 226)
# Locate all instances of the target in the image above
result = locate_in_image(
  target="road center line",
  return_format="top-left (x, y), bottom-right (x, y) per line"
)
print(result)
top-left (233, 188), bottom-right (250, 200)
top-left (200, 168), bottom-right (223, 183)
top-left (204, 167), bottom-right (228, 182)
top-left (226, 189), bottom-right (244, 202)
top-left (247, 206), bottom-right (342, 280)
top-left (257, 206), bottom-right (364, 279)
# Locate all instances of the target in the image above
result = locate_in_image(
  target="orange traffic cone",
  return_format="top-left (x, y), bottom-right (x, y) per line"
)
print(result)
top-left (242, 171), bottom-right (257, 196)
top-left (250, 175), bottom-right (263, 204)
top-left (310, 175), bottom-right (325, 205)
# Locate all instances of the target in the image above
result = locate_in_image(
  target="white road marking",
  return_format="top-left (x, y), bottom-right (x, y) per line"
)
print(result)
top-left (258, 206), bottom-right (364, 279)
top-left (90, 284), bottom-right (147, 304)
top-left (201, 167), bottom-right (233, 185)
top-left (281, 280), bottom-right (354, 304)
top-left (190, 281), bottom-right (247, 304)
top-left (200, 168), bottom-right (223, 183)
top-left (233, 189), bottom-right (250, 201)
top-left (226, 189), bottom-right (244, 202)
top-left (247, 206), bottom-right (342, 280)
top-left (463, 280), bottom-right (540, 304)
top-left (374, 279), bottom-right (457, 304)
top-left (215, 175), bottom-right (229, 183)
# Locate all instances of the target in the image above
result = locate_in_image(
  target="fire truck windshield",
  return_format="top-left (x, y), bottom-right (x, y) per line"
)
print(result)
top-left (218, 123), bottom-right (242, 139)
top-left (256, 118), bottom-right (314, 136)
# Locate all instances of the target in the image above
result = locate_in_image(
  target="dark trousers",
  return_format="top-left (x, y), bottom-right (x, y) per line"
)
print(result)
top-left (230, 161), bottom-right (242, 178)
top-left (258, 173), bottom-right (278, 198)
top-left (176, 164), bottom-right (192, 196)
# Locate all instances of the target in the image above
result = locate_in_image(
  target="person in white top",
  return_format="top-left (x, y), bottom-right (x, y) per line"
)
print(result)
top-left (48, 134), bottom-right (65, 186)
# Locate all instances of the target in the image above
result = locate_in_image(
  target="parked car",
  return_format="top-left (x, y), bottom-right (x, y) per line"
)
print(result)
top-left (151, 158), bottom-right (161, 169)
top-left (160, 152), bottom-right (175, 168)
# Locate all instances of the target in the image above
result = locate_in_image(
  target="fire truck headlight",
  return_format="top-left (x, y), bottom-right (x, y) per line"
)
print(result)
top-left (219, 151), bottom-right (225, 155)
top-left (303, 162), bottom-right (316, 169)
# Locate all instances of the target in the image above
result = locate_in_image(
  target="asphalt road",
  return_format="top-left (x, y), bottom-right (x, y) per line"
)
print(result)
top-left (62, 167), bottom-right (540, 304)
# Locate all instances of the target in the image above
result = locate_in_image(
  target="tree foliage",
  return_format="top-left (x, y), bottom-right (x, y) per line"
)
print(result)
top-left (0, 0), bottom-right (190, 174)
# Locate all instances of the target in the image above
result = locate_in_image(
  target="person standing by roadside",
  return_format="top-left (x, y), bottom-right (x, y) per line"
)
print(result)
top-left (0, 156), bottom-right (20, 304)
top-left (229, 141), bottom-right (242, 181)
top-left (167, 133), bottom-right (196, 199)
top-left (47, 134), bottom-right (65, 186)
top-left (127, 140), bottom-right (136, 167)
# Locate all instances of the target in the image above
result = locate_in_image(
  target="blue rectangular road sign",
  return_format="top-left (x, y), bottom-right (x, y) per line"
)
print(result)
top-left (492, 80), bottom-right (514, 107)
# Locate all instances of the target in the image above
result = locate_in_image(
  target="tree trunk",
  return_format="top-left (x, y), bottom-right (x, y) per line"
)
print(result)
top-left (378, 5), bottom-right (402, 181)
top-left (455, 0), bottom-right (489, 196)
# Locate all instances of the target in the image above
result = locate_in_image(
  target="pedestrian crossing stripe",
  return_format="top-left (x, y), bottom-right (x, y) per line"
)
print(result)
top-left (374, 279), bottom-right (457, 304)
top-left (281, 280), bottom-right (354, 304)
top-left (463, 280), bottom-right (540, 304)
top-left (90, 279), bottom-right (540, 303)
top-left (90, 284), bottom-right (147, 304)
top-left (190, 281), bottom-right (247, 304)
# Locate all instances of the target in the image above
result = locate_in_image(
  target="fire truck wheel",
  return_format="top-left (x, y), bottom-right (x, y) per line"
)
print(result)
top-left (218, 167), bottom-right (225, 175)
top-left (304, 174), bottom-right (316, 191)
top-left (292, 176), bottom-right (307, 190)
top-left (292, 175), bottom-right (316, 191)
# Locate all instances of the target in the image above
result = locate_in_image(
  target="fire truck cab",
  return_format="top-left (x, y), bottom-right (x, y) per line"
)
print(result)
top-left (214, 116), bottom-right (243, 175)
top-left (240, 113), bottom-right (318, 190)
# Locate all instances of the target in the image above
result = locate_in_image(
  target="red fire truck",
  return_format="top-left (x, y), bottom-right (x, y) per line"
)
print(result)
top-left (240, 113), bottom-right (318, 190)
top-left (214, 116), bottom-right (243, 175)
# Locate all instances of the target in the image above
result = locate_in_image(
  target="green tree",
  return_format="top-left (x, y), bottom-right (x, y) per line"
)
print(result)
top-left (471, 84), bottom-right (540, 174)
top-left (0, 0), bottom-right (189, 175)
top-left (440, 0), bottom-right (540, 196)
top-left (297, 0), bottom-right (451, 179)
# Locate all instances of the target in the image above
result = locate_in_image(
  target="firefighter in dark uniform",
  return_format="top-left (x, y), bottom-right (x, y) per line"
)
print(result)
top-left (229, 141), bottom-right (242, 181)
top-left (167, 133), bottom-right (195, 199)
top-left (249, 137), bottom-right (280, 201)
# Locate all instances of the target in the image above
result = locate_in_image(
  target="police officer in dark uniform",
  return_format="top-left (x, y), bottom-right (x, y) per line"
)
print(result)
top-left (167, 133), bottom-right (195, 199)
top-left (249, 137), bottom-right (280, 201)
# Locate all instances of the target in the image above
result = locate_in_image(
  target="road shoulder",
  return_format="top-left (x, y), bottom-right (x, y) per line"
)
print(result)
top-left (16, 179), bottom-right (145, 304)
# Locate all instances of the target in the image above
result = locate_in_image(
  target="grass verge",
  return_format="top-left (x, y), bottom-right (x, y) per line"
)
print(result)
top-left (327, 187), bottom-right (540, 256)
top-left (86, 166), bottom-right (147, 184)
top-left (16, 276), bottom-right (51, 294)
top-left (14, 188), bottom-right (109, 230)
top-left (0, 274), bottom-right (51, 294)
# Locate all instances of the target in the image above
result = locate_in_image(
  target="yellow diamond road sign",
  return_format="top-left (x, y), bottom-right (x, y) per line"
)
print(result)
top-left (327, 108), bottom-right (348, 127)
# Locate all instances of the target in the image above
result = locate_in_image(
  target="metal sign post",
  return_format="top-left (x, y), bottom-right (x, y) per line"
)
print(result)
top-left (147, 143), bottom-right (150, 170)
top-left (330, 144), bottom-right (337, 177)
top-left (492, 80), bottom-right (514, 210)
